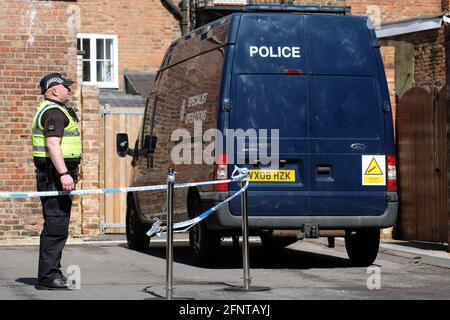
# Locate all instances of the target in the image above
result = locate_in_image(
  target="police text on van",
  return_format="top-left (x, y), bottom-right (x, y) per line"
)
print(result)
top-left (249, 46), bottom-right (301, 58)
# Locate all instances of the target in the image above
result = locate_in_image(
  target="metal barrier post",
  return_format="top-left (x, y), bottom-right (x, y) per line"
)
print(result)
top-left (241, 179), bottom-right (251, 289)
top-left (225, 176), bottom-right (270, 292)
top-left (166, 168), bottom-right (175, 300)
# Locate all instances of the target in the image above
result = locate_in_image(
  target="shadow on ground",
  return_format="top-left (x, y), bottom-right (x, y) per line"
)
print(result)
top-left (118, 241), bottom-right (352, 270)
top-left (15, 278), bottom-right (37, 286)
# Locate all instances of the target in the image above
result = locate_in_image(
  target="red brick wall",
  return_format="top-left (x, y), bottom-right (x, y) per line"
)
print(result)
top-left (347, 0), bottom-right (442, 23)
top-left (0, 1), bottom-right (79, 239)
top-left (443, 0), bottom-right (450, 12)
top-left (393, 29), bottom-right (447, 87)
top-left (79, 85), bottom-right (101, 236)
top-left (77, 0), bottom-right (181, 89)
top-left (380, 46), bottom-right (396, 124)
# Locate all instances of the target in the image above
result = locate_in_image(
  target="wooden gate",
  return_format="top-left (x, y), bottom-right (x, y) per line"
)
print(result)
top-left (396, 86), bottom-right (448, 243)
top-left (100, 105), bottom-right (144, 234)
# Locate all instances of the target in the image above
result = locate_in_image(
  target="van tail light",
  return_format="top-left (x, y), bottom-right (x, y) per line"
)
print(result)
top-left (387, 154), bottom-right (397, 192)
top-left (215, 154), bottom-right (228, 192)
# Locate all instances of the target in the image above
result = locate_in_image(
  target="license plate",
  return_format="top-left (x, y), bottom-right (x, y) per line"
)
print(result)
top-left (248, 169), bottom-right (296, 182)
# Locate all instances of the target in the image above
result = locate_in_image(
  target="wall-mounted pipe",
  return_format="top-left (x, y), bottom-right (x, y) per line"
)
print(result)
top-left (161, 0), bottom-right (189, 35)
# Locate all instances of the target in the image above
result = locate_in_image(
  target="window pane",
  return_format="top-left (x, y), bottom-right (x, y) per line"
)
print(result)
top-left (105, 61), bottom-right (113, 82)
top-left (97, 61), bottom-right (113, 82)
top-left (96, 39), bottom-right (104, 59)
top-left (106, 39), bottom-right (112, 60)
top-left (97, 61), bottom-right (104, 82)
top-left (83, 61), bottom-right (91, 81)
top-left (83, 38), bottom-right (90, 59)
top-left (77, 38), bottom-right (80, 50)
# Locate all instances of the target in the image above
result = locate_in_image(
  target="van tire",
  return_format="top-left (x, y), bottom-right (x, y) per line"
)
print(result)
top-left (260, 234), bottom-right (298, 251)
top-left (188, 198), bottom-right (220, 266)
top-left (345, 229), bottom-right (380, 266)
top-left (126, 199), bottom-right (150, 250)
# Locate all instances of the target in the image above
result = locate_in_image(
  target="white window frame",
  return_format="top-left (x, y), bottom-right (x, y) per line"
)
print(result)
top-left (77, 33), bottom-right (119, 89)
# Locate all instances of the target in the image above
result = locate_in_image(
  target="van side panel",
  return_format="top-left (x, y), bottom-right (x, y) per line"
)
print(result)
top-left (133, 18), bottom-right (230, 223)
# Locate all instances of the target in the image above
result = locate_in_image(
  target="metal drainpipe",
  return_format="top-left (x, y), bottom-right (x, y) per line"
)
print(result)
top-left (161, 0), bottom-right (189, 35)
top-left (180, 0), bottom-right (189, 35)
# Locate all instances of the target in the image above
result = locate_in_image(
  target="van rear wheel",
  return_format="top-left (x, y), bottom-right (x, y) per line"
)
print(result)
top-left (188, 198), bottom-right (220, 266)
top-left (126, 200), bottom-right (150, 250)
top-left (345, 229), bottom-right (380, 266)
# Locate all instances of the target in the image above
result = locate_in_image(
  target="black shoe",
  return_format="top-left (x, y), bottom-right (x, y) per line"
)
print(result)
top-left (58, 273), bottom-right (67, 284)
top-left (35, 277), bottom-right (70, 290)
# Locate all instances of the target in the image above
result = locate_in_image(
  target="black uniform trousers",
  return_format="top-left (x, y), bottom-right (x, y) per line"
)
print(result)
top-left (36, 166), bottom-right (76, 282)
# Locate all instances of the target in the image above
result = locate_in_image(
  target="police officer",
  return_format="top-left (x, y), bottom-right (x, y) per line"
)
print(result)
top-left (32, 73), bottom-right (81, 290)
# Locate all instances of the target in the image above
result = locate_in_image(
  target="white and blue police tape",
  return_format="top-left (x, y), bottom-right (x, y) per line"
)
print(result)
top-left (146, 167), bottom-right (249, 238)
top-left (0, 166), bottom-right (248, 198)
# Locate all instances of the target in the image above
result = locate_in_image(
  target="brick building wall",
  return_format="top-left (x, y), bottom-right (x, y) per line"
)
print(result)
top-left (0, 0), bottom-right (181, 240)
top-left (404, 28), bottom-right (446, 87)
top-left (348, 0), bottom-right (443, 23)
top-left (0, 0), bottom-right (79, 239)
top-left (79, 85), bottom-right (101, 236)
top-left (77, 0), bottom-right (181, 89)
top-left (380, 46), bottom-right (396, 123)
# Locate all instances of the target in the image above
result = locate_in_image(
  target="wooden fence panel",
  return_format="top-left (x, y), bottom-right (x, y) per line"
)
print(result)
top-left (102, 107), bottom-right (143, 234)
top-left (396, 86), bottom-right (447, 243)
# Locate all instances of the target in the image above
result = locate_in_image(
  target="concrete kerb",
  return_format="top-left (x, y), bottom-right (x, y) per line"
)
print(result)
top-left (328, 237), bottom-right (450, 269)
top-left (378, 240), bottom-right (450, 269)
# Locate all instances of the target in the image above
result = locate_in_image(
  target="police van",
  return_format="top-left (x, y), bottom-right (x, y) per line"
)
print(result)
top-left (117, 5), bottom-right (398, 267)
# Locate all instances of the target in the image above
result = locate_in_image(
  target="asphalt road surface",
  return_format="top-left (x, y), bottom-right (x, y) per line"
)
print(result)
top-left (0, 236), bottom-right (449, 300)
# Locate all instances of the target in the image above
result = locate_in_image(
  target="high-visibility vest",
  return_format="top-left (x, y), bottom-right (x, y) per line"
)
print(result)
top-left (31, 100), bottom-right (82, 159)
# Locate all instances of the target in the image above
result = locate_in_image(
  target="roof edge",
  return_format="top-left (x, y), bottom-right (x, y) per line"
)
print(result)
top-left (376, 15), bottom-right (445, 39)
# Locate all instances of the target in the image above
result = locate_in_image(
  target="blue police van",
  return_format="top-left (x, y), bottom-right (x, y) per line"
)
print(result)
top-left (117, 5), bottom-right (398, 267)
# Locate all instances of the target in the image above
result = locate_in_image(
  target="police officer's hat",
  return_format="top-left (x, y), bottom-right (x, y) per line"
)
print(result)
top-left (40, 73), bottom-right (74, 94)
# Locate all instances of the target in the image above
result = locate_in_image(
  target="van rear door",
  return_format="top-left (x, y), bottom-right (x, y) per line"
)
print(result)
top-left (305, 15), bottom-right (387, 216)
top-left (228, 13), bottom-right (309, 216)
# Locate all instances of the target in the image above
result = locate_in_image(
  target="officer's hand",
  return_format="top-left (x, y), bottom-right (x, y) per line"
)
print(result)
top-left (61, 174), bottom-right (75, 191)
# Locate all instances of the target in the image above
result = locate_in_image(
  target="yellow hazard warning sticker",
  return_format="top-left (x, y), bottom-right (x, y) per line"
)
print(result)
top-left (362, 155), bottom-right (386, 186)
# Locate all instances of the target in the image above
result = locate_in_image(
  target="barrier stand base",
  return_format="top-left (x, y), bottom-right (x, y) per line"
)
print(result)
top-left (144, 297), bottom-right (195, 300)
top-left (224, 285), bottom-right (271, 292)
top-left (143, 286), bottom-right (195, 300)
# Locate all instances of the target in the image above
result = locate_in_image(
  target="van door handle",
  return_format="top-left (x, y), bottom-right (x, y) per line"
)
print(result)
top-left (351, 143), bottom-right (365, 151)
top-left (316, 166), bottom-right (331, 176)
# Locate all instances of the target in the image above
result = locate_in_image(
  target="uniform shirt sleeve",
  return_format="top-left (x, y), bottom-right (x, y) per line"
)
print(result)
top-left (41, 108), bottom-right (69, 137)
